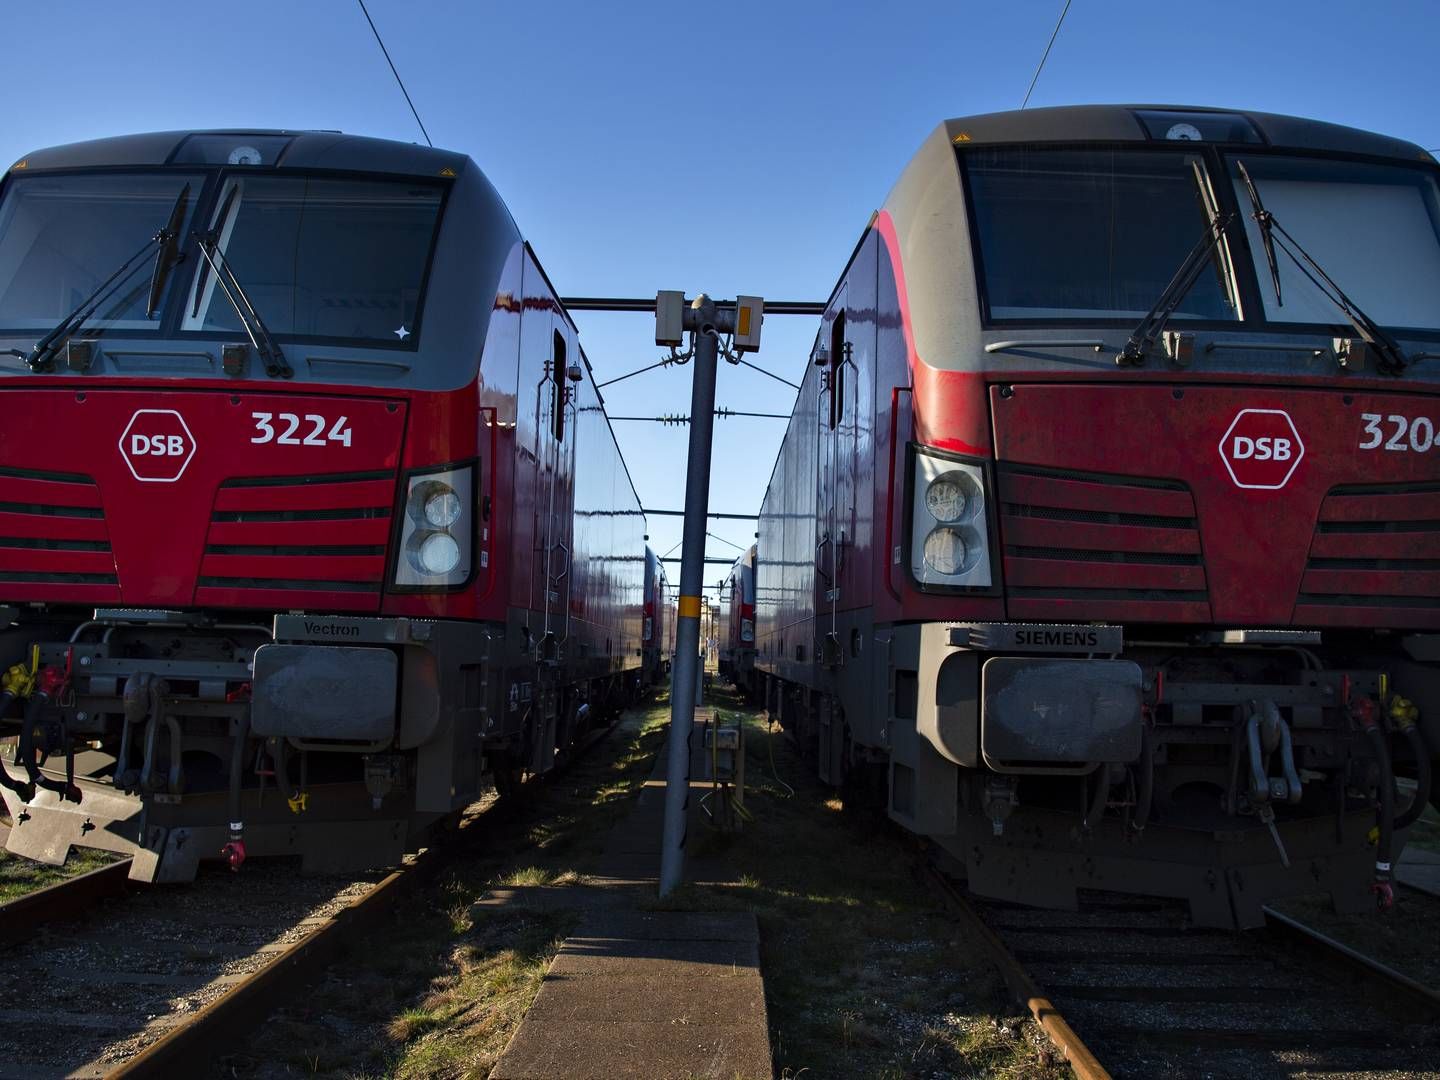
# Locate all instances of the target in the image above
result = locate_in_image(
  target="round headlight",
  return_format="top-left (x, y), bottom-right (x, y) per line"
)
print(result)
top-left (424, 489), bottom-right (462, 528)
top-left (414, 532), bottom-right (461, 576)
top-left (923, 527), bottom-right (968, 576)
top-left (925, 477), bottom-right (967, 522)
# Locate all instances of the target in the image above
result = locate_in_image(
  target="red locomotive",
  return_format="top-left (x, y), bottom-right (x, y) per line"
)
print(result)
top-left (718, 544), bottom-right (756, 693)
top-left (0, 130), bottom-right (649, 880)
top-left (755, 106), bottom-right (1440, 927)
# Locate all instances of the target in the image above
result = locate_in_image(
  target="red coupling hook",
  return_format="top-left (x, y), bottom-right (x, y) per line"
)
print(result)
top-left (38, 665), bottom-right (65, 698)
top-left (1372, 879), bottom-right (1395, 912)
top-left (221, 839), bottom-right (247, 872)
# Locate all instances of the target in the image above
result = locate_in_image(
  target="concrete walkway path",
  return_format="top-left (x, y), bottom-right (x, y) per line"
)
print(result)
top-left (489, 708), bottom-right (773, 1080)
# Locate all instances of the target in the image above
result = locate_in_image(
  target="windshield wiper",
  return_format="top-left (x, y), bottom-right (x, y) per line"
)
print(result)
top-left (191, 228), bottom-right (292, 378)
top-left (1235, 160), bottom-right (1407, 376)
top-left (145, 183), bottom-right (191, 318)
top-left (1116, 209), bottom-right (1234, 366)
top-left (25, 183), bottom-right (191, 372)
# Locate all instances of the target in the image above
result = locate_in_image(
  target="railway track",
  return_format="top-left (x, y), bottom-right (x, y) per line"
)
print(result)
top-left (0, 716), bottom-right (623, 1079)
top-left (926, 863), bottom-right (1440, 1080)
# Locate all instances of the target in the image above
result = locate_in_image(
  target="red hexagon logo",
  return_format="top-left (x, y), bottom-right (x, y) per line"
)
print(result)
top-left (119, 409), bottom-right (197, 483)
top-left (1218, 408), bottom-right (1304, 490)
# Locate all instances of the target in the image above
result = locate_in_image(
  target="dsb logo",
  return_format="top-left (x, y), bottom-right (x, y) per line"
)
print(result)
top-left (119, 409), bottom-right (197, 483)
top-left (129, 434), bottom-right (189, 457)
top-left (1228, 435), bottom-right (1294, 462)
top-left (1219, 409), bottom-right (1305, 490)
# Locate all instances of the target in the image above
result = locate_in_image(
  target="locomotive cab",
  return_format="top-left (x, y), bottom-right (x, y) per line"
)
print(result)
top-left (756, 105), bottom-right (1440, 927)
top-left (0, 130), bottom-right (647, 880)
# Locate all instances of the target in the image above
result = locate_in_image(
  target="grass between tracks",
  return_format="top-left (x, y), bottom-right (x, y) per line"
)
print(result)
top-left (0, 833), bottom-right (116, 904)
top-left (212, 689), bottom-right (1062, 1079)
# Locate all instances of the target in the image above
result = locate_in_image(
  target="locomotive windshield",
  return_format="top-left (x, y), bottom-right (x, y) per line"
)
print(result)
top-left (0, 173), bottom-right (203, 332)
top-left (182, 176), bottom-right (443, 346)
top-left (1226, 155), bottom-right (1440, 332)
top-left (965, 148), bottom-right (1238, 322)
top-left (964, 146), bottom-right (1440, 334)
top-left (0, 171), bottom-right (444, 348)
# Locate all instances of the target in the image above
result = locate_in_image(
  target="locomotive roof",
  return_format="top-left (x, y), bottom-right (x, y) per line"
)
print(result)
top-left (8, 129), bottom-right (470, 178)
top-left (934, 104), bottom-right (1431, 160)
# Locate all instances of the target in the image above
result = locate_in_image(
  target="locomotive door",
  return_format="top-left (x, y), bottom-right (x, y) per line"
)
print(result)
top-left (815, 292), bottom-right (856, 671)
top-left (535, 322), bottom-right (577, 663)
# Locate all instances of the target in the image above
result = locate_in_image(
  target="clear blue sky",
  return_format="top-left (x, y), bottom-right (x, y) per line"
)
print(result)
top-left (5, 0), bottom-right (1437, 593)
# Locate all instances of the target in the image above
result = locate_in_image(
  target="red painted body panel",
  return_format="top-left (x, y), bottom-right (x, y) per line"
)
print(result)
top-left (991, 382), bottom-right (1440, 627)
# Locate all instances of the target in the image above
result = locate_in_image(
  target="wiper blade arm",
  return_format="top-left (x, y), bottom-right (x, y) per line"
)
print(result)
top-left (145, 183), bottom-right (191, 319)
top-left (1235, 159), bottom-right (1407, 376)
top-left (191, 230), bottom-right (292, 378)
top-left (1116, 210), bottom-right (1234, 366)
top-left (1236, 162), bottom-right (1282, 307)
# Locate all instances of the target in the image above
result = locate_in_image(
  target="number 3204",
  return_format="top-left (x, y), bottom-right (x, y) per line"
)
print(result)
top-left (251, 412), bottom-right (353, 447)
top-left (1359, 413), bottom-right (1436, 453)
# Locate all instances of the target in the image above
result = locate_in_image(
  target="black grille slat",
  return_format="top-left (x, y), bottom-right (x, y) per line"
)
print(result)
top-left (197, 577), bottom-right (380, 594)
top-left (205, 544), bottom-right (385, 557)
top-left (211, 507), bottom-right (391, 524)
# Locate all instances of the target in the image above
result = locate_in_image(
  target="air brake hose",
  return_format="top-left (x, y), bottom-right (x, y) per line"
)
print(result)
top-left (1084, 763), bottom-right (1112, 831)
top-left (1131, 724), bottom-right (1155, 832)
top-left (1361, 718), bottom-right (1396, 911)
top-left (18, 693), bottom-right (81, 803)
top-left (1394, 724), bottom-right (1432, 830)
top-left (0, 691), bottom-right (35, 799)
top-left (222, 715), bottom-right (250, 872)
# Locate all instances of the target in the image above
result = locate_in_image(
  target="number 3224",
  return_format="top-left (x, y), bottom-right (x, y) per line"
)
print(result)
top-left (250, 412), bottom-right (353, 447)
top-left (1359, 413), bottom-right (1436, 453)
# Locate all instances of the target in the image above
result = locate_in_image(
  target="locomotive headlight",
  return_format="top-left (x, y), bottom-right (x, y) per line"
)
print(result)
top-left (924, 477), bottom-right (968, 522)
top-left (393, 463), bottom-right (475, 589)
top-left (423, 488), bottom-right (462, 528)
top-left (910, 449), bottom-right (992, 589)
top-left (414, 532), bottom-right (461, 575)
top-left (741, 618), bottom-right (755, 642)
top-left (923, 527), bottom-right (969, 575)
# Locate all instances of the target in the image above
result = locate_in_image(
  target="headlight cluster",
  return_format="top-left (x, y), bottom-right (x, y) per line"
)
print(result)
top-left (910, 449), bottom-right (992, 588)
top-left (741, 618), bottom-right (755, 643)
top-left (394, 465), bottom-right (474, 588)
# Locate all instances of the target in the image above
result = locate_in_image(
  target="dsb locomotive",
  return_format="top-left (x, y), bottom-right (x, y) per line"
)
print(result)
top-left (754, 105), bottom-right (1440, 927)
top-left (0, 130), bottom-right (650, 881)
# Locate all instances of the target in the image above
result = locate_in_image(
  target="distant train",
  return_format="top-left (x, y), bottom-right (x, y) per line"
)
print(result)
top-left (753, 105), bottom-right (1440, 928)
top-left (643, 545), bottom-right (673, 684)
top-left (0, 129), bottom-right (653, 881)
top-left (718, 544), bottom-right (756, 692)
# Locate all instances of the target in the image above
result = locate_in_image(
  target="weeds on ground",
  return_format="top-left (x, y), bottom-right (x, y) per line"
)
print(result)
top-left (0, 845), bottom-right (117, 904)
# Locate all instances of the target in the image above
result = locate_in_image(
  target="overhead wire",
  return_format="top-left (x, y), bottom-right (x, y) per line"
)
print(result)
top-left (1020, 0), bottom-right (1074, 110)
top-left (356, 0), bottom-right (433, 148)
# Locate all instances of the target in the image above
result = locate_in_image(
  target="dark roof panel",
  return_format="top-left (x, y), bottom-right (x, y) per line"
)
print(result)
top-left (9, 129), bottom-right (468, 178)
top-left (941, 104), bottom-right (1427, 159)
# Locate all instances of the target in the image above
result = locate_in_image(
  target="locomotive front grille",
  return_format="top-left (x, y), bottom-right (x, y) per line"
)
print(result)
top-left (0, 467), bottom-right (120, 601)
top-left (997, 464), bottom-right (1211, 623)
top-left (1295, 481), bottom-right (1440, 628)
top-left (197, 469), bottom-right (397, 611)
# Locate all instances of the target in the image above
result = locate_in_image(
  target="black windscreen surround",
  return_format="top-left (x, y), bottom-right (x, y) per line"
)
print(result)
top-left (185, 176), bottom-right (443, 345)
top-left (964, 147), bottom-right (1238, 323)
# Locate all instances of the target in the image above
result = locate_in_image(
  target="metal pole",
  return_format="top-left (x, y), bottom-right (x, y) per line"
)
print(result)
top-left (659, 294), bottom-right (721, 897)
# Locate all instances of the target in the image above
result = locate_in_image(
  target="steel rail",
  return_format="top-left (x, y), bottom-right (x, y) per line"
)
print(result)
top-left (0, 856), bottom-right (134, 944)
top-left (922, 863), bottom-right (1112, 1080)
top-left (1262, 905), bottom-right (1440, 1019)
